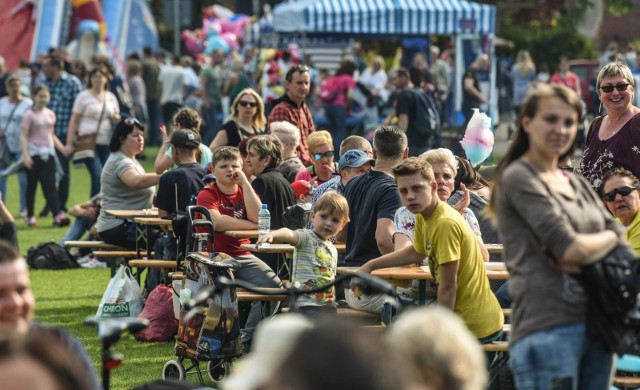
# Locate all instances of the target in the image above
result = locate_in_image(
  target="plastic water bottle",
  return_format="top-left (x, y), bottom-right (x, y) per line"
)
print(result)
top-left (258, 204), bottom-right (271, 238)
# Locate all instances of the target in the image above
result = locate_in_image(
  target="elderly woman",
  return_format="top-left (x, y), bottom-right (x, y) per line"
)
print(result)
top-left (271, 121), bottom-right (303, 183)
top-left (209, 88), bottom-right (266, 151)
top-left (295, 130), bottom-right (337, 186)
top-left (96, 118), bottom-right (159, 249)
top-left (580, 61), bottom-right (640, 190)
top-left (491, 84), bottom-right (618, 388)
top-left (65, 66), bottom-right (120, 197)
top-left (602, 167), bottom-right (640, 255)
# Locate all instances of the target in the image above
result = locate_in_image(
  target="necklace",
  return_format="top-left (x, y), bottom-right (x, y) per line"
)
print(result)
top-left (607, 109), bottom-right (631, 137)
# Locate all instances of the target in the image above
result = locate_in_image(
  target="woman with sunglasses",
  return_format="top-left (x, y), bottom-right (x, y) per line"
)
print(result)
top-left (601, 167), bottom-right (640, 255)
top-left (580, 61), bottom-right (640, 191)
top-left (490, 84), bottom-right (620, 389)
top-left (96, 118), bottom-right (160, 249)
top-left (209, 88), bottom-right (265, 151)
top-left (295, 130), bottom-right (337, 186)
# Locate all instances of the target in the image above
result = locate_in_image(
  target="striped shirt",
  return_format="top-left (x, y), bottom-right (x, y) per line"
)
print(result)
top-left (292, 229), bottom-right (338, 307)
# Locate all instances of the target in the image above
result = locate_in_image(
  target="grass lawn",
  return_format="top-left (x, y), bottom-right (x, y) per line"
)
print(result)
top-left (7, 146), bottom-right (218, 389)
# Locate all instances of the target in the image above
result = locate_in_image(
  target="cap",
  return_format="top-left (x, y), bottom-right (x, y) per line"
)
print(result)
top-left (202, 162), bottom-right (216, 183)
top-left (170, 128), bottom-right (201, 149)
top-left (222, 315), bottom-right (313, 390)
top-left (338, 149), bottom-right (375, 172)
top-left (291, 180), bottom-right (313, 199)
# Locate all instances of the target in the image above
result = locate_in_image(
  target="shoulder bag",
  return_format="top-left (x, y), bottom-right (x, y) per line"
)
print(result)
top-left (72, 100), bottom-right (106, 164)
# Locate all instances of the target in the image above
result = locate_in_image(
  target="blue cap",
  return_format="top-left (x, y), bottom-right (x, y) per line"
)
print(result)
top-left (338, 149), bottom-right (375, 172)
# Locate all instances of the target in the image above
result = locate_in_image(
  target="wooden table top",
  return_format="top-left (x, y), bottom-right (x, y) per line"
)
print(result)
top-left (486, 244), bottom-right (503, 254)
top-left (240, 242), bottom-right (346, 254)
top-left (337, 263), bottom-right (509, 281)
top-left (133, 217), bottom-right (173, 226)
top-left (106, 209), bottom-right (158, 219)
top-left (224, 230), bottom-right (260, 239)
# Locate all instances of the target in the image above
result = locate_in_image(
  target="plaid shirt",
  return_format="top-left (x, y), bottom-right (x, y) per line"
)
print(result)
top-left (44, 72), bottom-right (82, 139)
top-left (267, 93), bottom-right (315, 166)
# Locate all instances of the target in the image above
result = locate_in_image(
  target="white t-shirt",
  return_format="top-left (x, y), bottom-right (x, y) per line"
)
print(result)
top-left (158, 65), bottom-right (187, 105)
top-left (0, 97), bottom-right (33, 152)
top-left (71, 90), bottom-right (119, 145)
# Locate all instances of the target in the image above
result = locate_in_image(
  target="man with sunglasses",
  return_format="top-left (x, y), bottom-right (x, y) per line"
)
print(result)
top-left (580, 61), bottom-right (640, 192)
top-left (268, 64), bottom-right (315, 166)
top-left (601, 168), bottom-right (640, 256)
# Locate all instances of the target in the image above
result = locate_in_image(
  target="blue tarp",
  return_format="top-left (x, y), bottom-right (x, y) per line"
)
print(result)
top-left (102, 0), bottom-right (159, 58)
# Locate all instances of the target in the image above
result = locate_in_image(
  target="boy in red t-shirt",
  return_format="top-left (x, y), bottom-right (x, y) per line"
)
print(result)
top-left (196, 146), bottom-right (282, 352)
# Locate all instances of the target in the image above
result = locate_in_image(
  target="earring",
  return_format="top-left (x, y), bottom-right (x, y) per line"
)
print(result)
top-left (598, 101), bottom-right (602, 116)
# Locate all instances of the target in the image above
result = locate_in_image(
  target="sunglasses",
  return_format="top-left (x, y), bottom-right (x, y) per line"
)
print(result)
top-left (238, 101), bottom-right (258, 108)
top-left (600, 83), bottom-right (631, 93)
top-left (603, 186), bottom-right (637, 202)
top-left (313, 151), bottom-right (334, 160)
top-left (124, 117), bottom-right (143, 129)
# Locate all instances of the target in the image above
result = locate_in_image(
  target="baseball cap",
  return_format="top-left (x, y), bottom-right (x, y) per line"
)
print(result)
top-left (291, 180), bottom-right (313, 199)
top-left (202, 162), bottom-right (216, 183)
top-left (338, 149), bottom-right (375, 172)
top-left (170, 128), bottom-right (200, 149)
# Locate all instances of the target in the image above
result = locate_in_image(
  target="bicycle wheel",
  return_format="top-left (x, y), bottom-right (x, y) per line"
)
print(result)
top-left (163, 359), bottom-right (186, 380)
top-left (207, 359), bottom-right (231, 384)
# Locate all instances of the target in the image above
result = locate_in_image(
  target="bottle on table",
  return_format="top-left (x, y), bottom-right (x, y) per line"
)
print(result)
top-left (258, 204), bottom-right (271, 238)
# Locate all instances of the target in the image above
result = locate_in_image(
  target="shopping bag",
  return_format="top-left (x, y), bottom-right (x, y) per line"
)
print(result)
top-left (96, 265), bottom-right (144, 318)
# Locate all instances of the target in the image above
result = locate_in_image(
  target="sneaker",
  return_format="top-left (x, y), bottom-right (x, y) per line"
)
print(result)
top-left (82, 258), bottom-right (107, 269)
top-left (26, 216), bottom-right (36, 227)
top-left (53, 212), bottom-right (70, 227)
top-left (76, 254), bottom-right (94, 265)
top-left (18, 210), bottom-right (27, 218)
top-left (38, 205), bottom-right (50, 217)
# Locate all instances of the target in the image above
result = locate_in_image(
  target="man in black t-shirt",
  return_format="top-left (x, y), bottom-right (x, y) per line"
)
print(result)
top-left (393, 68), bottom-right (433, 156)
top-left (152, 129), bottom-right (204, 290)
top-left (462, 55), bottom-right (488, 125)
top-left (343, 126), bottom-right (406, 313)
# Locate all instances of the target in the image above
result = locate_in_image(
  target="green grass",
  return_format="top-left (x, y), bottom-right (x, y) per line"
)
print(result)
top-left (8, 147), bottom-right (215, 389)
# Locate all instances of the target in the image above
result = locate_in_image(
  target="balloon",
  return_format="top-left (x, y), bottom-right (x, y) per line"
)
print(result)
top-left (203, 18), bottom-right (221, 35)
top-left (182, 30), bottom-right (204, 56)
top-left (220, 20), bottom-right (235, 34)
top-left (221, 32), bottom-right (239, 52)
top-left (460, 108), bottom-right (494, 166)
top-left (212, 4), bottom-right (234, 21)
top-left (204, 30), bottom-right (230, 54)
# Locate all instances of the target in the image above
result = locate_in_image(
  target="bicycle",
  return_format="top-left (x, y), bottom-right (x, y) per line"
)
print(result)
top-left (84, 316), bottom-right (150, 390)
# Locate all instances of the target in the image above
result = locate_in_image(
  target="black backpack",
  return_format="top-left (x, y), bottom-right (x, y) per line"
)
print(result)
top-left (282, 203), bottom-right (312, 230)
top-left (26, 241), bottom-right (78, 270)
top-left (411, 88), bottom-right (441, 136)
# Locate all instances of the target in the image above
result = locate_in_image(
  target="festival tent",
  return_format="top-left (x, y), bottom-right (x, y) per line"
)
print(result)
top-left (272, 0), bottom-right (498, 124)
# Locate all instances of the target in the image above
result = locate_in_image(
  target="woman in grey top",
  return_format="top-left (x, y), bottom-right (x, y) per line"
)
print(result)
top-left (490, 84), bottom-right (620, 389)
top-left (96, 118), bottom-right (159, 249)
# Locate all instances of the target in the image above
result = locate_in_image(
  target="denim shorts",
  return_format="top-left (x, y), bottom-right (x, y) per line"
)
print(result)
top-left (509, 322), bottom-right (613, 390)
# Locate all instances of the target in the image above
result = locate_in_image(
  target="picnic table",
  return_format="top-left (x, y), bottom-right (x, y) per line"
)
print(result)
top-left (223, 230), bottom-right (260, 239)
top-left (105, 209), bottom-right (158, 219)
top-left (133, 217), bottom-right (172, 258)
top-left (338, 263), bottom-right (509, 304)
top-left (240, 242), bottom-right (347, 254)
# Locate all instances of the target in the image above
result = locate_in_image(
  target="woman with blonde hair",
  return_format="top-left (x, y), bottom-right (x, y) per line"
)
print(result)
top-left (209, 88), bottom-right (266, 151)
top-left (295, 130), bottom-right (337, 186)
top-left (511, 50), bottom-right (536, 114)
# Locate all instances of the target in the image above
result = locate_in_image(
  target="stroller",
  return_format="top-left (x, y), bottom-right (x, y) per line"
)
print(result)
top-left (162, 206), bottom-right (242, 386)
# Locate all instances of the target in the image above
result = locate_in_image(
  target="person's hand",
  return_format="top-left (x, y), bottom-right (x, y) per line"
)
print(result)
top-left (255, 233), bottom-right (274, 247)
top-left (230, 170), bottom-right (249, 186)
top-left (84, 206), bottom-right (98, 220)
top-left (111, 113), bottom-right (121, 123)
top-left (23, 155), bottom-right (33, 169)
top-left (159, 124), bottom-right (169, 141)
top-left (349, 264), bottom-right (372, 292)
top-left (452, 183), bottom-right (470, 215)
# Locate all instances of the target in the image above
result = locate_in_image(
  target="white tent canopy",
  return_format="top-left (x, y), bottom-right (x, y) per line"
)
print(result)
top-left (273, 0), bottom-right (495, 36)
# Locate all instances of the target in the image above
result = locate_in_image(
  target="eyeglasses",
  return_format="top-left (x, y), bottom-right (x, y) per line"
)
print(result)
top-left (124, 117), bottom-right (143, 129)
top-left (600, 83), bottom-right (631, 93)
top-left (291, 65), bottom-right (309, 73)
top-left (603, 186), bottom-right (637, 202)
top-left (238, 101), bottom-right (258, 108)
top-left (313, 151), bottom-right (334, 160)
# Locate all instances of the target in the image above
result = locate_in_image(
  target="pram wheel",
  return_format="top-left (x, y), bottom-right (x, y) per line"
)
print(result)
top-left (207, 359), bottom-right (231, 384)
top-left (163, 359), bottom-right (186, 380)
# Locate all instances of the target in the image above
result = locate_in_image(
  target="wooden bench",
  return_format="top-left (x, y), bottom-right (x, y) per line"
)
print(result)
top-left (482, 341), bottom-right (509, 352)
top-left (613, 375), bottom-right (640, 389)
top-left (337, 307), bottom-right (381, 323)
top-left (503, 308), bottom-right (512, 317)
top-left (93, 250), bottom-right (152, 258)
top-left (128, 259), bottom-right (186, 271)
top-left (63, 240), bottom-right (124, 250)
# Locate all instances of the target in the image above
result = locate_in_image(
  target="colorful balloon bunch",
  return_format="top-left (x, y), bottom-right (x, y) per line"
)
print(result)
top-left (182, 5), bottom-right (251, 56)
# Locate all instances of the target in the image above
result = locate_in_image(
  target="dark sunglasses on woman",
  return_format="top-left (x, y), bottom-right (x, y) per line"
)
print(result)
top-left (313, 151), bottom-right (334, 160)
top-left (600, 83), bottom-right (630, 93)
top-left (124, 117), bottom-right (144, 129)
top-left (603, 186), bottom-right (637, 202)
top-left (238, 101), bottom-right (258, 108)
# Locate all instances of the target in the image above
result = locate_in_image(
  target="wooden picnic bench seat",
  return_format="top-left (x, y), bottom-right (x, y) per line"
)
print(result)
top-left (63, 240), bottom-right (124, 250)
top-left (482, 341), bottom-right (509, 352)
top-left (93, 250), bottom-right (154, 258)
top-left (614, 375), bottom-right (640, 389)
top-left (128, 260), bottom-right (187, 270)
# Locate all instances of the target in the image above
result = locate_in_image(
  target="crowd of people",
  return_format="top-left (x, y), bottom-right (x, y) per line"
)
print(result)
top-left (3, 39), bottom-right (640, 389)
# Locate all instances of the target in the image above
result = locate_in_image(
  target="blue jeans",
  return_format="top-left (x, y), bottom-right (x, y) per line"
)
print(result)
top-left (56, 148), bottom-right (70, 212)
top-left (146, 98), bottom-right (161, 146)
top-left (96, 145), bottom-right (110, 168)
top-left (201, 102), bottom-right (221, 146)
top-left (60, 216), bottom-right (95, 244)
top-left (325, 104), bottom-right (347, 153)
top-left (509, 322), bottom-right (613, 390)
top-left (82, 156), bottom-right (102, 197)
top-left (0, 151), bottom-right (27, 212)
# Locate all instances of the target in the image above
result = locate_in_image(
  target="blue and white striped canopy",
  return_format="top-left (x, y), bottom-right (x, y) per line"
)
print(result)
top-left (273, 0), bottom-right (495, 36)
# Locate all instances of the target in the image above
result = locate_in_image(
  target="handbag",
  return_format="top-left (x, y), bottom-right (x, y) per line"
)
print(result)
top-left (0, 100), bottom-right (23, 169)
top-left (96, 265), bottom-right (144, 318)
top-left (72, 100), bottom-right (106, 164)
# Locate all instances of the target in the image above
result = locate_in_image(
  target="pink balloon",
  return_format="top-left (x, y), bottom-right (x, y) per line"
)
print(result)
top-left (203, 18), bottom-right (221, 36)
top-left (220, 32), bottom-right (240, 51)
top-left (181, 30), bottom-right (204, 56)
top-left (220, 20), bottom-right (235, 34)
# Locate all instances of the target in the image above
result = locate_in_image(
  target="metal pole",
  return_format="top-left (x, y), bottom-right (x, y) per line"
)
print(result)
top-left (174, 0), bottom-right (180, 55)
